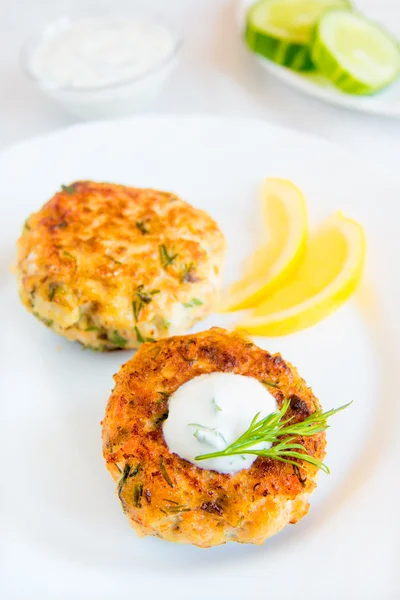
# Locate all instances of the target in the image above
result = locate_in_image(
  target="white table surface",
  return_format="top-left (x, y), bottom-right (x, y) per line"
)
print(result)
top-left (1, 0), bottom-right (400, 179)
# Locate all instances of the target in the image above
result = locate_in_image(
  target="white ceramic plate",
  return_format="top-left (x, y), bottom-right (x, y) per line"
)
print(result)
top-left (1, 116), bottom-right (399, 600)
top-left (239, 0), bottom-right (400, 118)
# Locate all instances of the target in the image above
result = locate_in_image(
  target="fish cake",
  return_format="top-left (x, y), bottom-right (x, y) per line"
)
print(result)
top-left (16, 181), bottom-right (226, 349)
top-left (102, 328), bottom-right (326, 547)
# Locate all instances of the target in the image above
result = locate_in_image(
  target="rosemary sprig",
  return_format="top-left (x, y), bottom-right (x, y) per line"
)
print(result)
top-left (195, 399), bottom-right (352, 474)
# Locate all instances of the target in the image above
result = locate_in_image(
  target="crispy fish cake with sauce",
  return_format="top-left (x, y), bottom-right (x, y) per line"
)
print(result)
top-left (16, 181), bottom-right (226, 350)
top-left (102, 328), bottom-right (326, 547)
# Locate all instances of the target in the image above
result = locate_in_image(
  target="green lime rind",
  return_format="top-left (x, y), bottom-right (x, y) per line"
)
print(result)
top-left (246, 0), bottom-right (351, 72)
top-left (311, 9), bottom-right (400, 95)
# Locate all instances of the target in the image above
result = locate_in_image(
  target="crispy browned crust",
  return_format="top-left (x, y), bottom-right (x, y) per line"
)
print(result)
top-left (16, 181), bottom-right (225, 349)
top-left (102, 328), bottom-right (326, 547)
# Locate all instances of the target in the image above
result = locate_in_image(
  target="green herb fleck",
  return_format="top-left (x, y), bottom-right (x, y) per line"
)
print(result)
top-left (85, 326), bottom-right (100, 332)
top-left (153, 315), bottom-right (170, 331)
top-left (183, 298), bottom-right (203, 308)
top-left (262, 380), bottom-right (280, 389)
top-left (132, 285), bottom-right (160, 322)
top-left (109, 256), bottom-right (122, 265)
top-left (212, 398), bottom-right (222, 412)
top-left (293, 464), bottom-right (307, 487)
top-left (159, 244), bottom-right (178, 269)
top-left (160, 457), bottom-right (174, 488)
top-left (63, 251), bottom-right (77, 269)
top-left (152, 346), bottom-right (162, 360)
top-left (133, 484), bottom-right (143, 508)
top-left (117, 464), bottom-right (131, 500)
top-left (33, 311), bottom-right (53, 328)
top-left (130, 463), bottom-right (141, 478)
top-left (191, 425), bottom-right (227, 446)
top-left (108, 330), bottom-right (127, 348)
top-left (48, 282), bottom-right (60, 302)
top-left (179, 262), bottom-right (200, 283)
top-left (192, 298), bottom-right (203, 305)
top-left (158, 391), bottom-right (170, 401)
top-left (182, 357), bottom-right (196, 364)
top-left (137, 284), bottom-right (160, 304)
top-left (135, 326), bottom-right (145, 344)
top-left (161, 503), bottom-right (191, 514)
top-left (132, 300), bottom-right (142, 323)
top-left (136, 220), bottom-right (149, 235)
top-left (56, 221), bottom-right (68, 229)
top-left (61, 184), bottom-right (75, 195)
top-left (81, 344), bottom-right (108, 352)
top-left (154, 412), bottom-right (168, 427)
top-left (146, 337), bottom-right (156, 343)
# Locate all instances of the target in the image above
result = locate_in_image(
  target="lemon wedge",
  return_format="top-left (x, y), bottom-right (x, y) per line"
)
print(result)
top-left (219, 178), bottom-right (308, 311)
top-left (237, 212), bottom-right (365, 336)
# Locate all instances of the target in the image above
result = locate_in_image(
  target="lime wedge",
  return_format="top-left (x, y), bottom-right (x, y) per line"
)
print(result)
top-left (246, 0), bottom-right (351, 71)
top-left (312, 9), bottom-right (400, 94)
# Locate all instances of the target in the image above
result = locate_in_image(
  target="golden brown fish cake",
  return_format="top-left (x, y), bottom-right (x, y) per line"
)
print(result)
top-left (102, 328), bottom-right (326, 547)
top-left (16, 181), bottom-right (225, 349)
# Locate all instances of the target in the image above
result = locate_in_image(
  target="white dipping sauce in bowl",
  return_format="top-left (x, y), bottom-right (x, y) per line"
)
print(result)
top-left (22, 17), bottom-right (182, 119)
top-left (29, 18), bottom-right (176, 89)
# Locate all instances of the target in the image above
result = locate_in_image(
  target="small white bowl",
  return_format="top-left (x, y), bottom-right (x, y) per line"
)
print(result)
top-left (21, 16), bottom-right (183, 120)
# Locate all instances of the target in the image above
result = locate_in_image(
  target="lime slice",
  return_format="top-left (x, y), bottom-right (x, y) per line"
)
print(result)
top-left (245, 0), bottom-right (351, 71)
top-left (312, 9), bottom-right (400, 94)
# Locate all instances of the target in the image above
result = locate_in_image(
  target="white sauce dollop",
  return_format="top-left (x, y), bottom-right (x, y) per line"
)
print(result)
top-left (30, 17), bottom-right (176, 89)
top-left (163, 373), bottom-right (278, 475)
